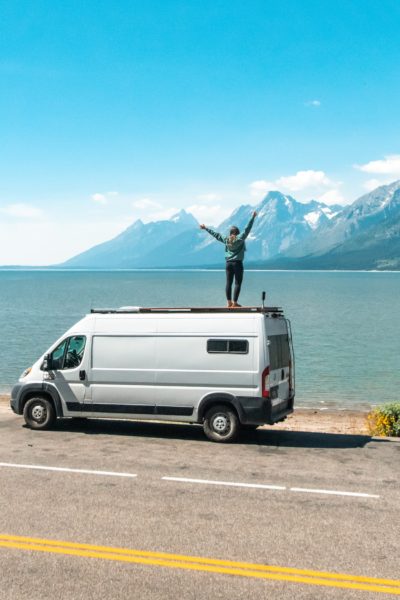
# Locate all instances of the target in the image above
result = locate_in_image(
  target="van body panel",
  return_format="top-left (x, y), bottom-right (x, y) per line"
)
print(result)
top-left (48, 365), bottom-right (88, 415)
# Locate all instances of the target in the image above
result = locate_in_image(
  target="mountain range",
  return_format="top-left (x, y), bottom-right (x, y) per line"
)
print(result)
top-left (61, 180), bottom-right (400, 270)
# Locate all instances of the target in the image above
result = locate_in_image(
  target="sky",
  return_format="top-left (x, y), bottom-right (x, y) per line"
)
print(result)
top-left (1, 0), bottom-right (400, 264)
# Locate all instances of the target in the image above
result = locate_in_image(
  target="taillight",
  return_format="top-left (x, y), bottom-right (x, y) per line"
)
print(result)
top-left (262, 366), bottom-right (270, 398)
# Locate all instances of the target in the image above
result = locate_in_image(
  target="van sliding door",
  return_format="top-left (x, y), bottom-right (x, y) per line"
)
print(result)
top-left (88, 335), bottom-right (156, 417)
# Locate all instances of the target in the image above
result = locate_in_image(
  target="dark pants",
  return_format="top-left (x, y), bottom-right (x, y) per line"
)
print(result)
top-left (225, 260), bottom-right (244, 302)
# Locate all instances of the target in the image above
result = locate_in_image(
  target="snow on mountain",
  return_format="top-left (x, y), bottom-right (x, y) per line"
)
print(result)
top-left (259, 190), bottom-right (400, 271)
top-left (304, 204), bottom-right (341, 229)
top-left (213, 192), bottom-right (340, 261)
top-left (304, 210), bottom-right (323, 229)
top-left (285, 180), bottom-right (400, 258)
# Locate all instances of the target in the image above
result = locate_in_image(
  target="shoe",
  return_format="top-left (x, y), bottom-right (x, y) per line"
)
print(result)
top-left (232, 303), bottom-right (242, 308)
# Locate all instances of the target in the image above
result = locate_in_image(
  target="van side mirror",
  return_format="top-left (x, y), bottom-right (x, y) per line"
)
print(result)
top-left (42, 354), bottom-right (53, 371)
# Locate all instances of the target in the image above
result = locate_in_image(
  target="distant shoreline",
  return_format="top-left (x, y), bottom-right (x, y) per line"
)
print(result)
top-left (1, 267), bottom-right (400, 273)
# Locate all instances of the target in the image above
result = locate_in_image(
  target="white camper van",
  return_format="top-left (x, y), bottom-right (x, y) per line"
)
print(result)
top-left (11, 305), bottom-right (295, 442)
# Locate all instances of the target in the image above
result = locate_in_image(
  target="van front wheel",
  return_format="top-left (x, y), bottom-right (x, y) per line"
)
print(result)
top-left (203, 404), bottom-right (239, 443)
top-left (23, 397), bottom-right (55, 430)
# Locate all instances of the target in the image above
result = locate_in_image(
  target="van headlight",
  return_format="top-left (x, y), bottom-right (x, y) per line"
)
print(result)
top-left (21, 367), bottom-right (32, 378)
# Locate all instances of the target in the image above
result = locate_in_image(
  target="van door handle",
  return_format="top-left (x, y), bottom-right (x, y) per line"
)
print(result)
top-left (79, 370), bottom-right (86, 381)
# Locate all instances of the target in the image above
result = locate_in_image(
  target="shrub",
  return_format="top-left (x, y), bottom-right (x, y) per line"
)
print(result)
top-left (367, 403), bottom-right (400, 437)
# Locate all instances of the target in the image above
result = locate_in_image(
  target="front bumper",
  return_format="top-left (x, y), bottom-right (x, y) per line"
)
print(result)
top-left (10, 383), bottom-right (24, 414)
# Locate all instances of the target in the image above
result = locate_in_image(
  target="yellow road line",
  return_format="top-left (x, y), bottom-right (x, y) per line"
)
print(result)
top-left (0, 534), bottom-right (399, 595)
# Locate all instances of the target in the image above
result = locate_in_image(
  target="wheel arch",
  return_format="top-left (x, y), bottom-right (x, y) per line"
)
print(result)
top-left (20, 384), bottom-right (63, 418)
top-left (197, 392), bottom-right (243, 423)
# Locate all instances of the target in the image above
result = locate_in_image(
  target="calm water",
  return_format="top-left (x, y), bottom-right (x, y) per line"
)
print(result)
top-left (0, 270), bottom-right (399, 408)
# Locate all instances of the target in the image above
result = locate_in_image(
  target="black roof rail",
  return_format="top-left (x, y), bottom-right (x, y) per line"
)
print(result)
top-left (90, 306), bottom-right (283, 314)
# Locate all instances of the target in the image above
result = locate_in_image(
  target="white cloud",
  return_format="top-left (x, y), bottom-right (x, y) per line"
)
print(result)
top-left (250, 170), bottom-right (335, 198)
top-left (317, 189), bottom-right (345, 205)
top-left (249, 180), bottom-right (275, 197)
top-left (187, 204), bottom-right (230, 225)
top-left (146, 207), bottom-right (181, 222)
top-left (0, 219), bottom-right (131, 265)
top-left (277, 170), bottom-right (333, 192)
top-left (91, 193), bottom-right (107, 205)
top-left (133, 197), bottom-right (162, 210)
top-left (0, 203), bottom-right (43, 219)
top-left (355, 154), bottom-right (400, 175)
top-left (250, 170), bottom-right (344, 204)
top-left (305, 99), bottom-right (321, 107)
top-left (362, 178), bottom-right (385, 192)
top-left (91, 191), bottom-right (119, 205)
top-left (196, 193), bottom-right (221, 202)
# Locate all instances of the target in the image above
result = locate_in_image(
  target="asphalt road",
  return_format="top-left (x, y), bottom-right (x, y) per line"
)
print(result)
top-left (0, 402), bottom-right (399, 599)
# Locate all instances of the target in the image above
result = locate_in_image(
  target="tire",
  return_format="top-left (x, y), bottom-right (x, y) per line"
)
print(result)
top-left (203, 404), bottom-right (239, 443)
top-left (23, 396), bottom-right (56, 430)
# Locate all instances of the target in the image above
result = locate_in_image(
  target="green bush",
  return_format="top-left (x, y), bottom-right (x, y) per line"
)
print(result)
top-left (367, 403), bottom-right (400, 437)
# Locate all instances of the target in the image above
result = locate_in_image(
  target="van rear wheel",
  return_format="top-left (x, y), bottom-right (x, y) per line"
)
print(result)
top-left (23, 397), bottom-right (55, 430)
top-left (203, 404), bottom-right (239, 443)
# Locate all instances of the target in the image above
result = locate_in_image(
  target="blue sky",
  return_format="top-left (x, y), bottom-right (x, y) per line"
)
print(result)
top-left (1, 0), bottom-right (400, 264)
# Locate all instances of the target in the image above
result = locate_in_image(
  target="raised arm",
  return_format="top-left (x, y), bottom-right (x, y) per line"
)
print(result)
top-left (237, 211), bottom-right (257, 240)
top-left (200, 224), bottom-right (226, 243)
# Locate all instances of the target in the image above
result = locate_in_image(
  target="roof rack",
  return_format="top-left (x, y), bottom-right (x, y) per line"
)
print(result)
top-left (90, 306), bottom-right (283, 314)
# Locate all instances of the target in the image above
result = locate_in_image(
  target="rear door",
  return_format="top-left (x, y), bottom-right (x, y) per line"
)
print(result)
top-left (265, 317), bottom-right (293, 418)
top-left (268, 331), bottom-right (291, 402)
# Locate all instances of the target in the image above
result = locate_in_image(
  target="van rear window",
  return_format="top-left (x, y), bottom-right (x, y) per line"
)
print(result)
top-left (268, 334), bottom-right (290, 370)
top-left (207, 339), bottom-right (248, 354)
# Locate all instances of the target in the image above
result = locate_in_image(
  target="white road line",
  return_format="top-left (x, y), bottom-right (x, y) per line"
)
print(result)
top-left (0, 463), bottom-right (381, 498)
top-left (162, 476), bottom-right (286, 490)
top-left (0, 462), bottom-right (137, 479)
top-left (162, 477), bottom-right (380, 499)
top-left (290, 487), bottom-right (380, 499)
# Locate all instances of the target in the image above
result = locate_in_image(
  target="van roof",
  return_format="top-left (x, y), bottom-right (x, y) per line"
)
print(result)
top-left (90, 306), bottom-right (283, 315)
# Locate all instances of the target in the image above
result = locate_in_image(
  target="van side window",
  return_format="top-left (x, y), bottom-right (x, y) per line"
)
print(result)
top-left (51, 336), bottom-right (86, 370)
top-left (51, 339), bottom-right (68, 370)
top-left (207, 339), bottom-right (248, 354)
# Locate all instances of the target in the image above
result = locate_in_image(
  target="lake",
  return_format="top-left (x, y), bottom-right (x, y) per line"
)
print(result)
top-left (0, 269), bottom-right (399, 408)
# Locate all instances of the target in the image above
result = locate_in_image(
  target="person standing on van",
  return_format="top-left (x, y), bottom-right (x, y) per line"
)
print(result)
top-left (200, 211), bottom-right (257, 308)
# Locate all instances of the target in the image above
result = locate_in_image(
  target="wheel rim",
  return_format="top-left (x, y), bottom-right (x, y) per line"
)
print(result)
top-left (31, 403), bottom-right (46, 423)
top-left (212, 413), bottom-right (230, 435)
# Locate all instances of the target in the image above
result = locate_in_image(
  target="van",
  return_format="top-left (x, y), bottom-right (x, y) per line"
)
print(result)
top-left (10, 305), bottom-right (295, 442)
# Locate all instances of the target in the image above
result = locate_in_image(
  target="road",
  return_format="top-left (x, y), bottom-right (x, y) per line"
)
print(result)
top-left (0, 401), bottom-right (399, 599)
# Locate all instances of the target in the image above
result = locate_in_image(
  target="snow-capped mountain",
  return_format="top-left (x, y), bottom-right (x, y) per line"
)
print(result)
top-left (285, 180), bottom-right (400, 258)
top-left (254, 180), bottom-right (400, 270)
top-left (203, 192), bottom-right (340, 262)
top-left (62, 209), bottom-right (199, 268)
top-left (59, 181), bottom-right (400, 269)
